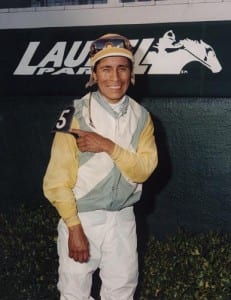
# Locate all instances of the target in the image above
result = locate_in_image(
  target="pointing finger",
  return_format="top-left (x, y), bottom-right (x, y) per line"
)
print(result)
top-left (75, 129), bottom-right (88, 137)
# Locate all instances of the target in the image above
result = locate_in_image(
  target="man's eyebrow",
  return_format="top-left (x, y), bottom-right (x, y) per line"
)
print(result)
top-left (100, 64), bottom-right (130, 68)
top-left (118, 64), bottom-right (130, 67)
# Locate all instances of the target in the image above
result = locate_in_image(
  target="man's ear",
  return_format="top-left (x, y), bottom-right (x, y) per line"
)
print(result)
top-left (92, 72), bottom-right (97, 82)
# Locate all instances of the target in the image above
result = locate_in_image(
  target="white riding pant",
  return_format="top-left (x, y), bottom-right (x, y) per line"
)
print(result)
top-left (57, 206), bottom-right (138, 300)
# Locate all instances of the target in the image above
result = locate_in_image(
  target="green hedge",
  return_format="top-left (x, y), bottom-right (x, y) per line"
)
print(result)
top-left (139, 231), bottom-right (231, 300)
top-left (0, 204), bottom-right (231, 299)
top-left (0, 204), bottom-right (59, 300)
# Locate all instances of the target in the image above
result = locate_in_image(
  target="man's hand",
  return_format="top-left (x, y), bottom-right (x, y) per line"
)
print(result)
top-left (68, 224), bottom-right (90, 263)
top-left (70, 129), bottom-right (114, 154)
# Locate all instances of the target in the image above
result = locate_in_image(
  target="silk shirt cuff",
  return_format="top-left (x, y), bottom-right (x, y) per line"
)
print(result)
top-left (64, 215), bottom-right (81, 227)
top-left (110, 144), bottom-right (121, 160)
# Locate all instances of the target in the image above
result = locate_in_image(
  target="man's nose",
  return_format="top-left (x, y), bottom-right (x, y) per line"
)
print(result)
top-left (111, 69), bottom-right (119, 80)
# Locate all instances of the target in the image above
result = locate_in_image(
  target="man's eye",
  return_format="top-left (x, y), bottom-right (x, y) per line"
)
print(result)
top-left (119, 66), bottom-right (129, 71)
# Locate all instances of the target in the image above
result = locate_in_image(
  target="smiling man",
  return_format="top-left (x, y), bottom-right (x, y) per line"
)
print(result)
top-left (43, 33), bottom-right (158, 300)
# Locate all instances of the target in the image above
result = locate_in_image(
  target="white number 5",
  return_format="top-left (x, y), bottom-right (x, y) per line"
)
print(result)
top-left (52, 106), bottom-right (75, 133)
top-left (56, 109), bottom-right (71, 129)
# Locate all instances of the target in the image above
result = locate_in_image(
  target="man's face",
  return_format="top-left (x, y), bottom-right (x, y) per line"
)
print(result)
top-left (93, 56), bottom-right (132, 104)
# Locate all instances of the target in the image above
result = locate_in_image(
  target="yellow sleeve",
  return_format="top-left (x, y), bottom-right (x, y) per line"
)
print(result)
top-left (110, 114), bottom-right (158, 183)
top-left (43, 119), bottom-right (80, 227)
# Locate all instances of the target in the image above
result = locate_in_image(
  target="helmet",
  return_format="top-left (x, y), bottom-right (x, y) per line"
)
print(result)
top-left (86, 33), bottom-right (135, 88)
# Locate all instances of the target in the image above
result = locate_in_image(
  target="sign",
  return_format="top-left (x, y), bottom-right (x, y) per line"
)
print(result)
top-left (0, 22), bottom-right (229, 97)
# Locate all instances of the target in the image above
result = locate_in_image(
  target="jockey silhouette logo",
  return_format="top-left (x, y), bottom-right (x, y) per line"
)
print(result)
top-left (140, 30), bottom-right (222, 74)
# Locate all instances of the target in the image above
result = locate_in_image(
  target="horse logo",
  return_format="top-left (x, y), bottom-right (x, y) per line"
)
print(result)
top-left (140, 30), bottom-right (222, 74)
